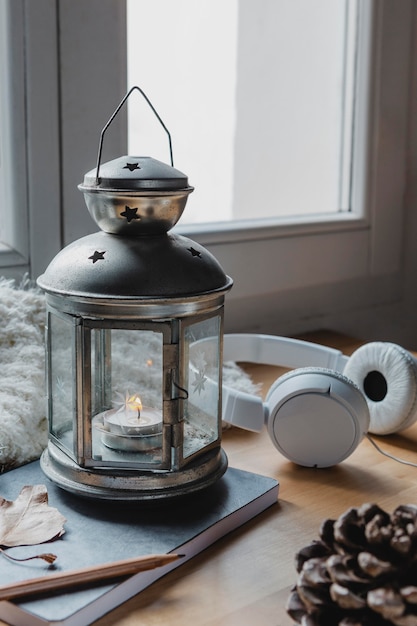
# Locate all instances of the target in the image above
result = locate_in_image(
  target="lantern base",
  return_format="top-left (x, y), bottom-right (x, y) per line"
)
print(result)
top-left (40, 444), bottom-right (228, 501)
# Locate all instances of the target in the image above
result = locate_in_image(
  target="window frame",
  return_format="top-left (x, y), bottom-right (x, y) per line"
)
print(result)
top-left (0, 0), bottom-right (413, 334)
top-left (0, 0), bottom-right (29, 276)
top-left (176, 0), bottom-right (412, 321)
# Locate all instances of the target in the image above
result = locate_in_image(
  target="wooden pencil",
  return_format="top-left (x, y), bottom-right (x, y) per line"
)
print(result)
top-left (0, 553), bottom-right (183, 601)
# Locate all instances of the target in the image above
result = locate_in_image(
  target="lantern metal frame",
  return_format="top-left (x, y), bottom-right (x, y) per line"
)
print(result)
top-left (39, 287), bottom-right (231, 500)
top-left (37, 86), bottom-right (232, 501)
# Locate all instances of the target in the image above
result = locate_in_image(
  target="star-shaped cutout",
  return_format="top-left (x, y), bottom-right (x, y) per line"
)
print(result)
top-left (120, 206), bottom-right (140, 223)
top-left (88, 250), bottom-right (106, 263)
top-left (123, 162), bottom-right (141, 171)
top-left (188, 247), bottom-right (202, 258)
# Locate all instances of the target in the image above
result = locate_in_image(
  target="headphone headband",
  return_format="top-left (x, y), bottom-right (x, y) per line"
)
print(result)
top-left (223, 334), bottom-right (349, 370)
top-left (222, 334), bottom-right (349, 432)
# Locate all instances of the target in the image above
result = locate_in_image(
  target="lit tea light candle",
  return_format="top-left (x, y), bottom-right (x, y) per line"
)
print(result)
top-left (103, 403), bottom-right (162, 437)
top-left (93, 391), bottom-right (162, 452)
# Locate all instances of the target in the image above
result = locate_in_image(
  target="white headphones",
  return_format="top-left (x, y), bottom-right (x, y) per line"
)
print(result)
top-left (221, 334), bottom-right (417, 467)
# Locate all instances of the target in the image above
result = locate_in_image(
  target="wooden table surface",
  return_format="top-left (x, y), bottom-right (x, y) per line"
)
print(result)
top-left (4, 332), bottom-right (417, 626)
top-left (89, 332), bottom-right (417, 626)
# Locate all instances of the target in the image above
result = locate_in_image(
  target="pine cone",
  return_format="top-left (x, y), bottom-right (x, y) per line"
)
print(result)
top-left (287, 503), bottom-right (417, 626)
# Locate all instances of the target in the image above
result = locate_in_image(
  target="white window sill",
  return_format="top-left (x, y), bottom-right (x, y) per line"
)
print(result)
top-left (176, 212), bottom-right (368, 246)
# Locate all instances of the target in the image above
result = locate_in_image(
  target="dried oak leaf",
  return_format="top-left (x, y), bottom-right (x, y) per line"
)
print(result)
top-left (0, 484), bottom-right (66, 548)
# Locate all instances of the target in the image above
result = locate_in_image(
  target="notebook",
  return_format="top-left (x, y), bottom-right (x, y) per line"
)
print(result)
top-left (0, 460), bottom-right (279, 626)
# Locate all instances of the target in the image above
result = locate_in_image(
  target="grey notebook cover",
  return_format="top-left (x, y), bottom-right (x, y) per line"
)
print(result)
top-left (0, 460), bottom-right (279, 626)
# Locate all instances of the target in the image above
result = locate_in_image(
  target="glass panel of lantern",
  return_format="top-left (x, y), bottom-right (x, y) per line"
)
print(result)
top-left (48, 311), bottom-right (75, 458)
top-left (47, 310), bottom-right (223, 469)
top-left (183, 315), bottom-right (222, 459)
top-left (90, 325), bottom-right (165, 467)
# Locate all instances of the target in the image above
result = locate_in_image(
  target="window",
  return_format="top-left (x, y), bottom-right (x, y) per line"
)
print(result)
top-left (0, 0), bottom-right (61, 280)
top-left (0, 0), bottom-right (413, 338)
top-left (0, 0), bottom-right (29, 276)
top-left (127, 0), bottom-right (357, 224)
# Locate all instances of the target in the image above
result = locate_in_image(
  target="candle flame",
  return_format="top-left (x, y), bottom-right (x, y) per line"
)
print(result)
top-left (146, 359), bottom-right (153, 367)
top-left (113, 391), bottom-right (143, 417)
top-left (126, 394), bottom-right (143, 412)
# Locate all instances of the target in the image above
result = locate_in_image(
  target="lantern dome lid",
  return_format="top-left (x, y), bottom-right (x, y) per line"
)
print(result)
top-left (79, 156), bottom-right (190, 192)
top-left (37, 231), bottom-right (232, 301)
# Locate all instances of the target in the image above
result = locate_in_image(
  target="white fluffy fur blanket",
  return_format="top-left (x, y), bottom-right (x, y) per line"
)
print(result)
top-left (0, 277), bottom-right (259, 472)
top-left (0, 278), bottom-right (47, 471)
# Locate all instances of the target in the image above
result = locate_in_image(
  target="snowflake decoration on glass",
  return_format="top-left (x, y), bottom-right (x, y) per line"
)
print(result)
top-left (112, 390), bottom-right (142, 414)
top-left (192, 370), bottom-right (207, 394)
top-left (191, 349), bottom-right (209, 395)
top-left (193, 350), bottom-right (207, 372)
top-left (54, 376), bottom-right (68, 399)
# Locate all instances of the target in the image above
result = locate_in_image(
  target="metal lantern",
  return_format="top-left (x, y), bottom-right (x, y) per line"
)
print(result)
top-left (37, 87), bottom-right (233, 501)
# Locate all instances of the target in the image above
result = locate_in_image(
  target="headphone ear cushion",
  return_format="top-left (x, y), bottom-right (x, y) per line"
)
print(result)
top-left (344, 342), bottom-right (417, 435)
top-left (265, 367), bottom-right (369, 467)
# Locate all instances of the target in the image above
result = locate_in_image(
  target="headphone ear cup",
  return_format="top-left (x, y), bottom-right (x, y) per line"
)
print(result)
top-left (265, 367), bottom-right (369, 467)
top-left (344, 342), bottom-right (417, 435)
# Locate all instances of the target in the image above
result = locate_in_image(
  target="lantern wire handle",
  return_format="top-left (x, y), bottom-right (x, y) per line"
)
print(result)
top-left (95, 85), bottom-right (174, 185)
